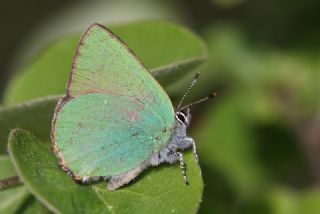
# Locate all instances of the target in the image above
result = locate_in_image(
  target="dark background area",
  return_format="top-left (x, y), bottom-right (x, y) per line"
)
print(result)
top-left (2, 0), bottom-right (320, 98)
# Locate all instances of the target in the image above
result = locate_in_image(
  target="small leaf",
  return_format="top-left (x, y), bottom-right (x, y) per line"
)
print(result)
top-left (0, 155), bottom-right (49, 213)
top-left (16, 195), bottom-right (52, 214)
top-left (0, 155), bottom-right (27, 213)
top-left (0, 96), bottom-right (59, 154)
top-left (4, 21), bottom-right (207, 105)
top-left (0, 185), bottom-right (30, 213)
top-left (0, 155), bottom-right (17, 178)
top-left (8, 129), bottom-right (203, 213)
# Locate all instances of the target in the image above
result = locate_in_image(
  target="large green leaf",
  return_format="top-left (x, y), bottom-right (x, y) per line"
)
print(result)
top-left (8, 129), bottom-right (203, 213)
top-left (4, 21), bottom-right (207, 105)
top-left (0, 96), bottom-right (58, 153)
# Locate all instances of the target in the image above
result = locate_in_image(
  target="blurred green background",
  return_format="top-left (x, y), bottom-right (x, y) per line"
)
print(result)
top-left (1, 0), bottom-right (320, 213)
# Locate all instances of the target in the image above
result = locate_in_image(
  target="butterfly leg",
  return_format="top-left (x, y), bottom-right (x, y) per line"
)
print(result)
top-left (176, 136), bottom-right (199, 162)
top-left (150, 148), bottom-right (188, 184)
top-left (174, 151), bottom-right (189, 185)
top-left (187, 137), bottom-right (199, 162)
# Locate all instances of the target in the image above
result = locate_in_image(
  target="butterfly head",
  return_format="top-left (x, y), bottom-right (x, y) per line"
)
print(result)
top-left (175, 108), bottom-right (191, 127)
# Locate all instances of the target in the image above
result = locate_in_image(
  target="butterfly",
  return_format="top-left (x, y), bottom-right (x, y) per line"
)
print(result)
top-left (51, 23), bottom-right (215, 190)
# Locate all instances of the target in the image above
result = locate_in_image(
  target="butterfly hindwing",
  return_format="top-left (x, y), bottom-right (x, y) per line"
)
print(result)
top-left (52, 24), bottom-right (175, 178)
top-left (53, 93), bottom-right (173, 177)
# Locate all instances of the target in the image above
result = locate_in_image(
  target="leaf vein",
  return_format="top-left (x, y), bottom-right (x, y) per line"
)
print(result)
top-left (93, 186), bottom-right (115, 214)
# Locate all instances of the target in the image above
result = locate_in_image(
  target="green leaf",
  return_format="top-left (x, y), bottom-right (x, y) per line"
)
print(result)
top-left (242, 187), bottom-right (320, 214)
top-left (0, 155), bottom-right (27, 213)
top-left (197, 93), bottom-right (266, 194)
top-left (195, 93), bottom-right (267, 213)
top-left (8, 129), bottom-right (203, 213)
top-left (0, 96), bottom-right (59, 154)
top-left (297, 189), bottom-right (320, 214)
top-left (0, 155), bottom-right (50, 213)
top-left (0, 155), bottom-right (17, 178)
top-left (16, 196), bottom-right (52, 214)
top-left (0, 185), bottom-right (29, 213)
top-left (4, 21), bottom-right (207, 105)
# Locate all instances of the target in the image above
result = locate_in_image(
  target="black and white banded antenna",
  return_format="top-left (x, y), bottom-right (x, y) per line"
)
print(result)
top-left (179, 92), bottom-right (218, 111)
top-left (177, 72), bottom-right (201, 110)
top-left (177, 72), bottom-right (218, 111)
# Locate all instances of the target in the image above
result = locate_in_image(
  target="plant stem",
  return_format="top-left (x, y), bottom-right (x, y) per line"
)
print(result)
top-left (0, 176), bottom-right (23, 191)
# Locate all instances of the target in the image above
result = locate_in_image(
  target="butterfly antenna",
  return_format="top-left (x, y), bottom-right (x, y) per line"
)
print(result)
top-left (177, 72), bottom-right (200, 110)
top-left (179, 92), bottom-right (218, 111)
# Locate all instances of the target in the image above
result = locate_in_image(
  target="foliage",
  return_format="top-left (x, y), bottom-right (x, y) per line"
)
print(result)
top-left (8, 129), bottom-right (202, 213)
top-left (0, 21), bottom-right (207, 213)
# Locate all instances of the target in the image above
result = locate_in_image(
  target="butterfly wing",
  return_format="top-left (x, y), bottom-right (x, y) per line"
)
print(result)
top-left (52, 24), bottom-right (175, 178)
top-left (67, 24), bottom-right (164, 101)
top-left (53, 93), bottom-right (173, 177)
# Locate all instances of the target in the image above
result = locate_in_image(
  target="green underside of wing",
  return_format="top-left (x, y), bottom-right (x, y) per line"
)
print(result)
top-left (53, 93), bottom-right (174, 177)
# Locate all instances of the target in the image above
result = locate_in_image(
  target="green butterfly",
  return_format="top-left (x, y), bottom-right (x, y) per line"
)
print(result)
top-left (51, 23), bottom-right (212, 190)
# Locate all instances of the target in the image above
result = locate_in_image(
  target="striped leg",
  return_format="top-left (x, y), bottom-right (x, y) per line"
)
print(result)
top-left (192, 140), bottom-right (199, 162)
top-left (174, 152), bottom-right (189, 185)
top-left (180, 137), bottom-right (199, 162)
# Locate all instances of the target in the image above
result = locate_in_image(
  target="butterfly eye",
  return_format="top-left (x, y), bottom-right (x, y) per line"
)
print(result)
top-left (176, 112), bottom-right (187, 125)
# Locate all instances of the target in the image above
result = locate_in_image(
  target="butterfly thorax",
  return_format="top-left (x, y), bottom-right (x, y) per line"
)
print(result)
top-left (165, 108), bottom-right (193, 151)
top-left (149, 107), bottom-right (195, 167)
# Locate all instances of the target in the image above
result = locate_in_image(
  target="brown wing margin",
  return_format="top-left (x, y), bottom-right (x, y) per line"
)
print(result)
top-left (50, 95), bottom-right (83, 180)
